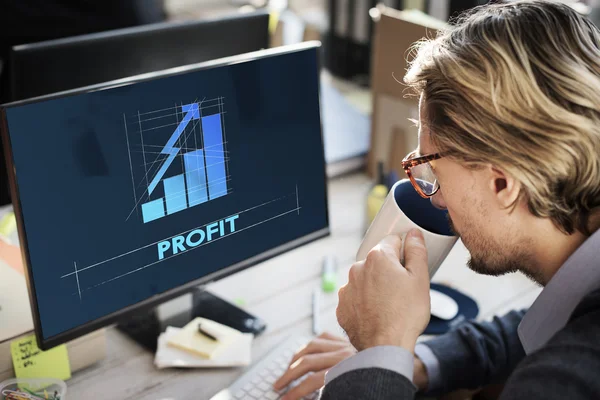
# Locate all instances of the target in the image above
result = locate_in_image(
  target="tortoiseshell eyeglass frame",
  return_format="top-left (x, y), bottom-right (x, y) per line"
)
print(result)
top-left (401, 150), bottom-right (443, 198)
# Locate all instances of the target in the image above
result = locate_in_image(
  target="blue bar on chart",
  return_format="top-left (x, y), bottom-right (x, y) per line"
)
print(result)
top-left (184, 149), bottom-right (208, 207)
top-left (163, 174), bottom-right (187, 215)
top-left (201, 114), bottom-right (227, 199)
top-left (141, 198), bottom-right (165, 223)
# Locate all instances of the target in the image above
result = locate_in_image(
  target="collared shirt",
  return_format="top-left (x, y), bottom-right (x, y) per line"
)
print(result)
top-left (325, 229), bottom-right (600, 390)
top-left (518, 228), bottom-right (600, 353)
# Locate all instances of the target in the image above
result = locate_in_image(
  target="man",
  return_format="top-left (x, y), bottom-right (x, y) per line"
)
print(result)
top-left (273, 0), bottom-right (600, 398)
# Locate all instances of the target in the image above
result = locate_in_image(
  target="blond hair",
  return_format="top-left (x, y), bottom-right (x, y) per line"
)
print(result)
top-left (405, 0), bottom-right (600, 235)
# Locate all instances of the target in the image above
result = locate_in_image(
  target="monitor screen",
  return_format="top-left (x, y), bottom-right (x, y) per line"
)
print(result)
top-left (1, 44), bottom-right (329, 349)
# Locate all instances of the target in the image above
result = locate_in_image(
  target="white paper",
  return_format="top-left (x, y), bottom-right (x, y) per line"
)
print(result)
top-left (154, 326), bottom-right (253, 369)
top-left (321, 81), bottom-right (371, 164)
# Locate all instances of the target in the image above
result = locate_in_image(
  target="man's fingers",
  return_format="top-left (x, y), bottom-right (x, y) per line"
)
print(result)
top-left (369, 234), bottom-right (403, 262)
top-left (274, 353), bottom-right (342, 391)
top-left (288, 338), bottom-right (349, 366)
top-left (317, 331), bottom-right (347, 342)
top-left (403, 229), bottom-right (429, 278)
top-left (280, 370), bottom-right (326, 400)
top-left (274, 362), bottom-right (303, 391)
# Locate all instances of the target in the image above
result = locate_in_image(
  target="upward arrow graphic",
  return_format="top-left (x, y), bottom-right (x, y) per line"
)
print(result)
top-left (147, 103), bottom-right (200, 195)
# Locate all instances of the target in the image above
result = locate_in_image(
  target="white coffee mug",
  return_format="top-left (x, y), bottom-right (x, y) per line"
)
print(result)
top-left (356, 179), bottom-right (458, 279)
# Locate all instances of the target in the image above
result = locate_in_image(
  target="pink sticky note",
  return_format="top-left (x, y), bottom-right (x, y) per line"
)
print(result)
top-left (0, 238), bottom-right (24, 275)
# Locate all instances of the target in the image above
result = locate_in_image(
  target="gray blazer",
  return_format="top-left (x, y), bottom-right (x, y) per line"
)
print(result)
top-left (320, 288), bottom-right (600, 399)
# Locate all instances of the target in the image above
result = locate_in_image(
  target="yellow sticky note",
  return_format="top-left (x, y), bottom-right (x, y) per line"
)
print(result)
top-left (11, 335), bottom-right (71, 381)
top-left (0, 211), bottom-right (16, 237)
top-left (269, 12), bottom-right (280, 36)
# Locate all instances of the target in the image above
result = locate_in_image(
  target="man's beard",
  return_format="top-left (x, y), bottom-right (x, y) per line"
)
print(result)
top-left (468, 253), bottom-right (543, 284)
top-left (447, 213), bottom-right (542, 284)
top-left (467, 254), bottom-right (520, 276)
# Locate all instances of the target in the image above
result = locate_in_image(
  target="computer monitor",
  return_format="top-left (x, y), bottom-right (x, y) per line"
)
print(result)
top-left (8, 10), bottom-right (270, 102)
top-left (0, 42), bottom-right (329, 350)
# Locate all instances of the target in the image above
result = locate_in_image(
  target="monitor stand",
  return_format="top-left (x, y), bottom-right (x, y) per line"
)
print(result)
top-left (116, 288), bottom-right (266, 352)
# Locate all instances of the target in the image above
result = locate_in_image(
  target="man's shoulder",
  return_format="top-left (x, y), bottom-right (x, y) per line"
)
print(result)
top-left (500, 288), bottom-right (600, 399)
top-left (530, 286), bottom-right (600, 357)
top-left (546, 286), bottom-right (600, 348)
top-left (568, 287), bottom-right (600, 324)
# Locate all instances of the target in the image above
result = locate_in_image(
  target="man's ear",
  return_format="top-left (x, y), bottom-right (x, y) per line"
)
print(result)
top-left (488, 165), bottom-right (521, 208)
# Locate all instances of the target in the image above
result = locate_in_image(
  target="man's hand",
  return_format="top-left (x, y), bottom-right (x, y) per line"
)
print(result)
top-left (273, 332), bottom-right (356, 400)
top-left (336, 229), bottom-right (431, 352)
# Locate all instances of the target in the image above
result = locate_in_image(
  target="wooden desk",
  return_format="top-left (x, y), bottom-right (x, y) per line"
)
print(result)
top-left (66, 172), bottom-right (540, 399)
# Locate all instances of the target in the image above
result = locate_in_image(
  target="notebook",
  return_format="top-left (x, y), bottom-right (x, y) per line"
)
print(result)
top-left (156, 326), bottom-right (252, 369)
top-left (166, 317), bottom-right (243, 359)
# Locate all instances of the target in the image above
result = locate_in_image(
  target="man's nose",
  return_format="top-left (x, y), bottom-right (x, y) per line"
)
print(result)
top-left (430, 191), bottom-right (447, 210)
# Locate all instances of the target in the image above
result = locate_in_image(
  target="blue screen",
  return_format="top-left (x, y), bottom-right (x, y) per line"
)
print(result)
top-left (3, 47), bottom-right (328, 341)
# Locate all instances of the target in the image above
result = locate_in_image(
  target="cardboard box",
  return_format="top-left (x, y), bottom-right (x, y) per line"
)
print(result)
top-left (269, 9), bottom-right (324, 48)
top-left (367, 6), bottom-right (448, 177)
top-left (1, 330), bottom-right (107, 382)
top-left (0, 261), bottom-right (106, 381)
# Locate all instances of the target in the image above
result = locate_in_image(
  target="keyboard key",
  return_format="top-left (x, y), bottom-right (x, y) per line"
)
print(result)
top-left (234, 390), bottom-right (246, 399)
top-left (260, 364), bottom-right (279, 377)
top-left (208, 336), bottom-right (316, 400)
top-left (265, 391), bottom-right (280, 400)
top-left (269, 365), bottom-right (285, 376)
top-left (268, 363), bottom-right (282, 372)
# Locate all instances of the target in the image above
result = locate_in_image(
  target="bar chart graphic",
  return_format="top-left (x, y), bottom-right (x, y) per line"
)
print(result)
top-left (124, 98), bottom-right (230, 223)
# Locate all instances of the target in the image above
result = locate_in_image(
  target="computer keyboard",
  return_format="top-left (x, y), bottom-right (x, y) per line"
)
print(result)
top-left (209, 335), bottom-right (319, 400)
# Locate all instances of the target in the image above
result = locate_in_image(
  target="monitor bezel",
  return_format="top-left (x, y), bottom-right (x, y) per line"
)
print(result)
top-left (0, 41), bottom-right (330, 350)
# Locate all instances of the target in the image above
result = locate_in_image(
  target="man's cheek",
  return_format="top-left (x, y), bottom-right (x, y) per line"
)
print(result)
top-left (444, 209), bottom-right (457, 234)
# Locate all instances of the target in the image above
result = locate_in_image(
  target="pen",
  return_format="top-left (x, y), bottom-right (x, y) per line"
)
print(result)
top-left (321, 255), bottom-right (338, 293)
top-left (312, 288), bottom-right (320, 335)
top-left (198, 323), bottom-right (219, 341)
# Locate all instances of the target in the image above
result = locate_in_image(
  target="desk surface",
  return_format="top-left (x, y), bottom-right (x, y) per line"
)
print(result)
top-left (66, 172), bottom-right (541, 399)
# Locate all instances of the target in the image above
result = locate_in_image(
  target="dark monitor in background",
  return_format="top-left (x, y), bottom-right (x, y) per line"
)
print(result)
top-left (8, 10), bottom-right (270, 102)
top-left (1, 42), bottom-right (328, 350)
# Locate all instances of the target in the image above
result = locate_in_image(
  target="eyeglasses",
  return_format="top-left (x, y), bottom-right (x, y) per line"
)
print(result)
top-left (401, 150), bottom-right (443, 198)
